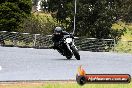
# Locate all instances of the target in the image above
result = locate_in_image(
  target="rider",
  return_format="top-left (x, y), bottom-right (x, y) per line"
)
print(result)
top-left (52, 26), bottom-right (73, 50)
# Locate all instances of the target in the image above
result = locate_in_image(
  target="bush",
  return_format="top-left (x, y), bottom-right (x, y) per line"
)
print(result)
top-left (20, 13), bottom-right (59, 35)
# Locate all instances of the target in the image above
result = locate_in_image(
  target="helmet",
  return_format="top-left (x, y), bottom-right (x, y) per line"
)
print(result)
top-left (54, 27), bottom-right (63, 35)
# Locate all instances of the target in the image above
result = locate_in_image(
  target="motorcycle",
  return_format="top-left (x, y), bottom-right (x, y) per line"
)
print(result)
top-left (55, 35), bottom-right (80, 60)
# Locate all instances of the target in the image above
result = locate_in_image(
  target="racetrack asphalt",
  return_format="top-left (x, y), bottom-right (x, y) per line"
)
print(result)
top-left (0, 46), bottom-right (132, 81)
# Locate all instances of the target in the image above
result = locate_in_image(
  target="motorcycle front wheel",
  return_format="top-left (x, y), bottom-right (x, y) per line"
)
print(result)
top-left (71, 46), bottom-right (80, 60)
top-left (66, 55), bottom-right (72, 59)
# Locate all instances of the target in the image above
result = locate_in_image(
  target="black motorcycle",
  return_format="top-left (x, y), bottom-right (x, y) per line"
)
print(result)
top-left (55, 35), bottom-right (80, 60)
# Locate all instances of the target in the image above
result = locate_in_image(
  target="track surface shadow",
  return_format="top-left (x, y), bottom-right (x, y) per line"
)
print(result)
top-left (54, 58), bottom-right (76, 61)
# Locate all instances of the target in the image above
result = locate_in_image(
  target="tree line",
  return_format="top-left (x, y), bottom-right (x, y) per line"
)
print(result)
top-left (0, 0), bottom-right (132, 39)
top-left (40, 0), bottom-right (132, 39)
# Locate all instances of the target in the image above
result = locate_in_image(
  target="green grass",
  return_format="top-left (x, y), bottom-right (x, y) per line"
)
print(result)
top-left (114, 41), bottom-right (132, 53)
top-left (43, 83), bottom-right (131, 88)
top-left (4, 40), bottom-right (33, 47)
top-left (0, 82), bottom-right (131, 88)
top-left (112, 22), bottom-right (132, 53)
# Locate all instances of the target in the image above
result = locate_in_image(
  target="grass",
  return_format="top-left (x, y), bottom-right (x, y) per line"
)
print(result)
top-left (114, 41), bottom-right (132, 53)
top-left (0, 82), bottom-right (131, 88)
top-left (112, 21), bottom-right (132, 53)
top-left (114, 28), bottom-right (132, 53)
top-left (4, 40), bottom-right (33, 47)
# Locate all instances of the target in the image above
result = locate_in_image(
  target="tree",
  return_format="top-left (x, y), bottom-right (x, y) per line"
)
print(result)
top-left (44, 0), bottom-right (131, 38)
top-left (0, 0), bottom-right (32, 32)
top-left (115, 0), bottom-right (132, 22)
top-left (41, 0), bottom-right (49, 12)
top-left (32, 0), bottom-right (39, 5)
top-left (74, 0), bottom-right (118, 38)
top-left (43, 0), bottom-right (72, 23)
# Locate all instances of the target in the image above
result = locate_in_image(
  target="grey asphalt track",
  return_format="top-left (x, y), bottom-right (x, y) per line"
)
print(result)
top-left (0, 46), bottom-right (132, 81)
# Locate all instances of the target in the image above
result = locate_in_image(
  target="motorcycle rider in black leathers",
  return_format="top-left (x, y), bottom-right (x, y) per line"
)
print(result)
top-left (52, 27), bottom-right (73, 53)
